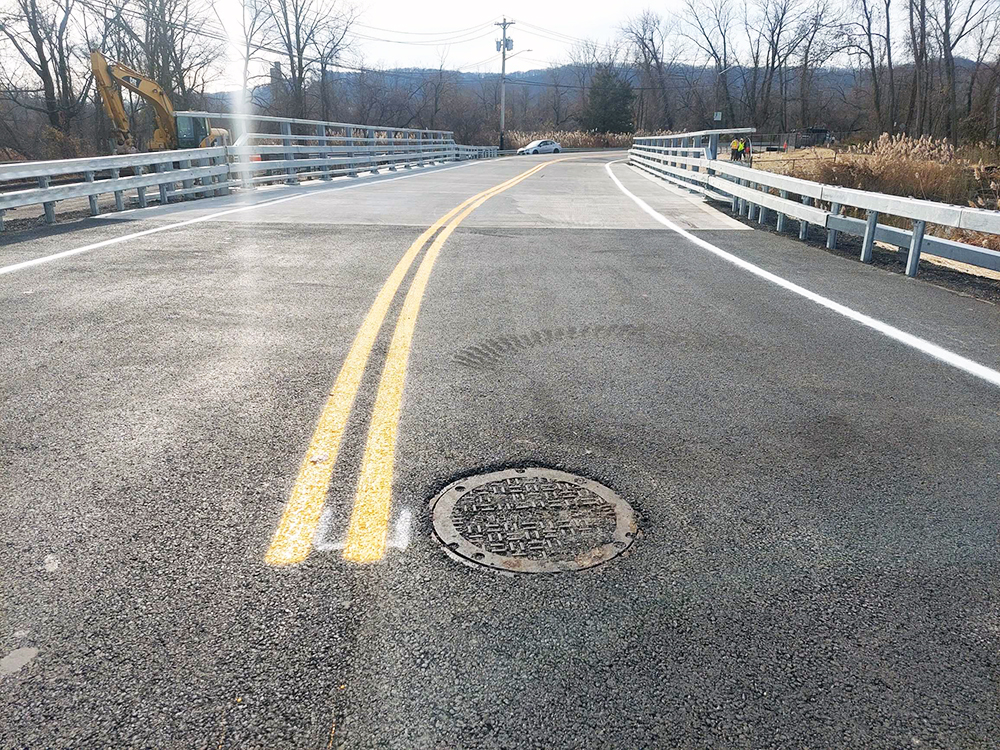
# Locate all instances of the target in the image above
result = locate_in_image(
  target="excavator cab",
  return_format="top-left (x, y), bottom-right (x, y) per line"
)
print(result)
top-left (176, 115), bottom-right (211, 149)
top-left (175, 114), bottom-right (229, 149)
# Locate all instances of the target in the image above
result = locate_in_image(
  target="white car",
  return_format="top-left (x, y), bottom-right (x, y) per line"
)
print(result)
top-left (517, 139), bottom-right (561, 155)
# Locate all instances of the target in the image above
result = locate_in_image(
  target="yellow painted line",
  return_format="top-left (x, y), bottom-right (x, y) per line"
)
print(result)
top-left (265, 162), bottom-right (552, 566)
top-left (343, 159), bottom-right (561, 563)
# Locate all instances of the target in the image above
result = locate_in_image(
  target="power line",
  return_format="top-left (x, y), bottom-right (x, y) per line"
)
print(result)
top-left (455, 53), bottom-right (501, 71)
top-left (354, 19), bottom-right (498, 37)
top-left (351, 28), bottom-right (495, 47)
top-left (507, 56), bottom-right (558, 67)
top-left (516, 22), bottom-right (622, 56)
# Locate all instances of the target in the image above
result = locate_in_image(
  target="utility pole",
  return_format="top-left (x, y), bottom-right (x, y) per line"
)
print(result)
top-left (495, 17), bottom-right (514, 151)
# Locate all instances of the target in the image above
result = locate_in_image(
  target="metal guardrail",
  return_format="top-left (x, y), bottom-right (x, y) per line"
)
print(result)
top-left (630, 132), bottom-right (1000, 277)
top-left (0, 114), bottom-right (497, 231)
top-left (0, 147), bottom-right (230, 227)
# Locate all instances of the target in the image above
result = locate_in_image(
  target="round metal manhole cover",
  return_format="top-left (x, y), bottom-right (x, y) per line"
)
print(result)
top-left (430, 468), bottom-right (637, 573)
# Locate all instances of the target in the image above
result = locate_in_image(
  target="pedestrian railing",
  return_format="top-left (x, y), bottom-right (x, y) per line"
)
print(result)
top-left (630, 130), bottom-right (1000, 277)
top-left (0, 113), bottom-right (497, 231)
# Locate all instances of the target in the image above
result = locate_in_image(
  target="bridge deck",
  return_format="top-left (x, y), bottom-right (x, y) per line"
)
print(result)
top-left (2, 153), bottom-right (999, 748)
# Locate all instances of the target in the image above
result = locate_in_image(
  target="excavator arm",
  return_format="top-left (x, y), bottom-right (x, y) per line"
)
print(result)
top-left (90, 50), bottom-right (177, 152)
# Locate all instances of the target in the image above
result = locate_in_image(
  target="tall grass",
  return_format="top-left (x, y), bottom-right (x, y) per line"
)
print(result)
top-left (818, 134), bottom-right (974, 205)
top-left (506, 130), bottom-right (634, 150)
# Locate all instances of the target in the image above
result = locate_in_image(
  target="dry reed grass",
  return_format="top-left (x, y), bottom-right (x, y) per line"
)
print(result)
top-left (506, 131), bottom-right (634, 150)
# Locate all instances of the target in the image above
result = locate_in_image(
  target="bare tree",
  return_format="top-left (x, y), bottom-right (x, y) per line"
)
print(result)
top-left (683, 0), bottom-right (738, 124)
top-left (418, 57), bottom-right (453, 130)
top-left (846, 0), bottom-right (889, 129)
top-left (0, 0), bottom-right (94, 131)
top-left (930, 0), bottom-right (995, 143)
top-left (738, 0), bottom-right (805, 128)
top-left (622, 11), bottom-right (684, 129)
top-left (905, 0), bottom-right (930, 133)
top-left (236, 0), bottom-right (270, 110)
top-left (794, 0), bottom-right (841, 128)
top-left (569, 40), bottom-right (599, 118)
top-left (264, 0), bottom-right (353, 118)
top-left (965, 14), bottom-right (1000, 128)
top-left (546, 67), bottom-right (570, 128)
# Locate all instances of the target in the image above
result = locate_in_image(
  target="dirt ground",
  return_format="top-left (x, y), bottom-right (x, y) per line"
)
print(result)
top-left (751, 147), bottom-right (839, 180)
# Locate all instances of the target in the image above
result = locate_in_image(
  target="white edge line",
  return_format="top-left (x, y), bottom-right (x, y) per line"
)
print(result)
top-left (605, 159), bottom-right (1000, 389)
top-left (0, 160), bottom-right (482, 276)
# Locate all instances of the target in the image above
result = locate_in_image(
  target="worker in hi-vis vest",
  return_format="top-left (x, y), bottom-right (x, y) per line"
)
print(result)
top-left (730, 138), bottom-right (740, 161)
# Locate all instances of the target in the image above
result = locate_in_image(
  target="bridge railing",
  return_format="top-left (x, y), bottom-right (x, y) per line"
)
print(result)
top-left (630, 131), bottom-right (1000, 277)
top-left (0, 147), bottom-right (230, 229)
top-left (0, 114), bottom-right (497, 231)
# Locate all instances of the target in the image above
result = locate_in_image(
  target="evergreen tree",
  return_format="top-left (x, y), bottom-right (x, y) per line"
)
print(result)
top-left (582, 66), bottom-right (635, 134)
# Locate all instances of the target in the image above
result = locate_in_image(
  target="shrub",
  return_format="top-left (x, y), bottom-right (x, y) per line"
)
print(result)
top-left (38, 127), bottom-right (87, 160)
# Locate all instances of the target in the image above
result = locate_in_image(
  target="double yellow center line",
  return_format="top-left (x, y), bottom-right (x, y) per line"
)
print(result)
top-left (265, 159), bottom-right (557, 566)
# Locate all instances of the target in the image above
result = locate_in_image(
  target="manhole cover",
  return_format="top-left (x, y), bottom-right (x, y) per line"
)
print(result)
top-left (430, 468), bottom-right (637, 573)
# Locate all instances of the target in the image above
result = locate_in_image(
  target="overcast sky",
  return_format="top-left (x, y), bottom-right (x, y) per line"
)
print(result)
top-left (214, 1), bottom-right (690, 85)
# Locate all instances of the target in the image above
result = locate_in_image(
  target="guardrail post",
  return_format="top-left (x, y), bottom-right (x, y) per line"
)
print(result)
top-left (730, 179), bottom-right (739, 213)
top-left (0, 210), bottom-right (5, 231)
top-left (136, 166), bottom-right (147, 208)
top-left (368, 127), bottom-right (378, 174)
top-left (157, 161), bottom-right (172, 205)
top-left (37, 176), bottom-right (56, 223)
top-left (85, 171), bottom-right (100, 216)
top-left (347, 126), bottom-right (358, 177)
top-left (281, 121), bottom-right (296, 184)
top-left (418, 132), bottom-right (425, 166)
top-left (860, 210), bottom-right (879, 262)
top-left (738, 180), bottom-right (747, 216)
top-left (317, 124), bottom-right (331, 180)
top-left (388, 130), bottom-right (397, 171)
top-left (686, 137), bottom-right (699, 193)
top-left (706, 133), bottom-right (719, 161)
top-left (195, 157), bottom-right (211, 197)
top-left (402, 132), bottom-right (412, 169)
top-left (758, 185), bottom-right (768, 224)
top-left (214, 152), bottom-right (230, 196)
top-left (748, 183), bottom-right (757, 220)
top-left (826, 202), bottom-right (841, 249)
top-left (180, 159), bottom-right (194, 192)
top-left (906, 219), bottom-right (926, 277)
top-left (799, 196), bottom-right (811, 239)
top-left (112, 168), bottom-right (124, 211)
top-left (776, 190), bottom-right (787, 232)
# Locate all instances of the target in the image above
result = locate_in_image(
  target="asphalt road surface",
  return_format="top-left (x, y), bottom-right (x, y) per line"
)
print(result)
top-left (3, 153), bottom-right (1000, 749)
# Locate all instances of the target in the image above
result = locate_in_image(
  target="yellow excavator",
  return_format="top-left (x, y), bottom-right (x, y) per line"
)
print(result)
top-left (91, 50), bottom-right (229, 152)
